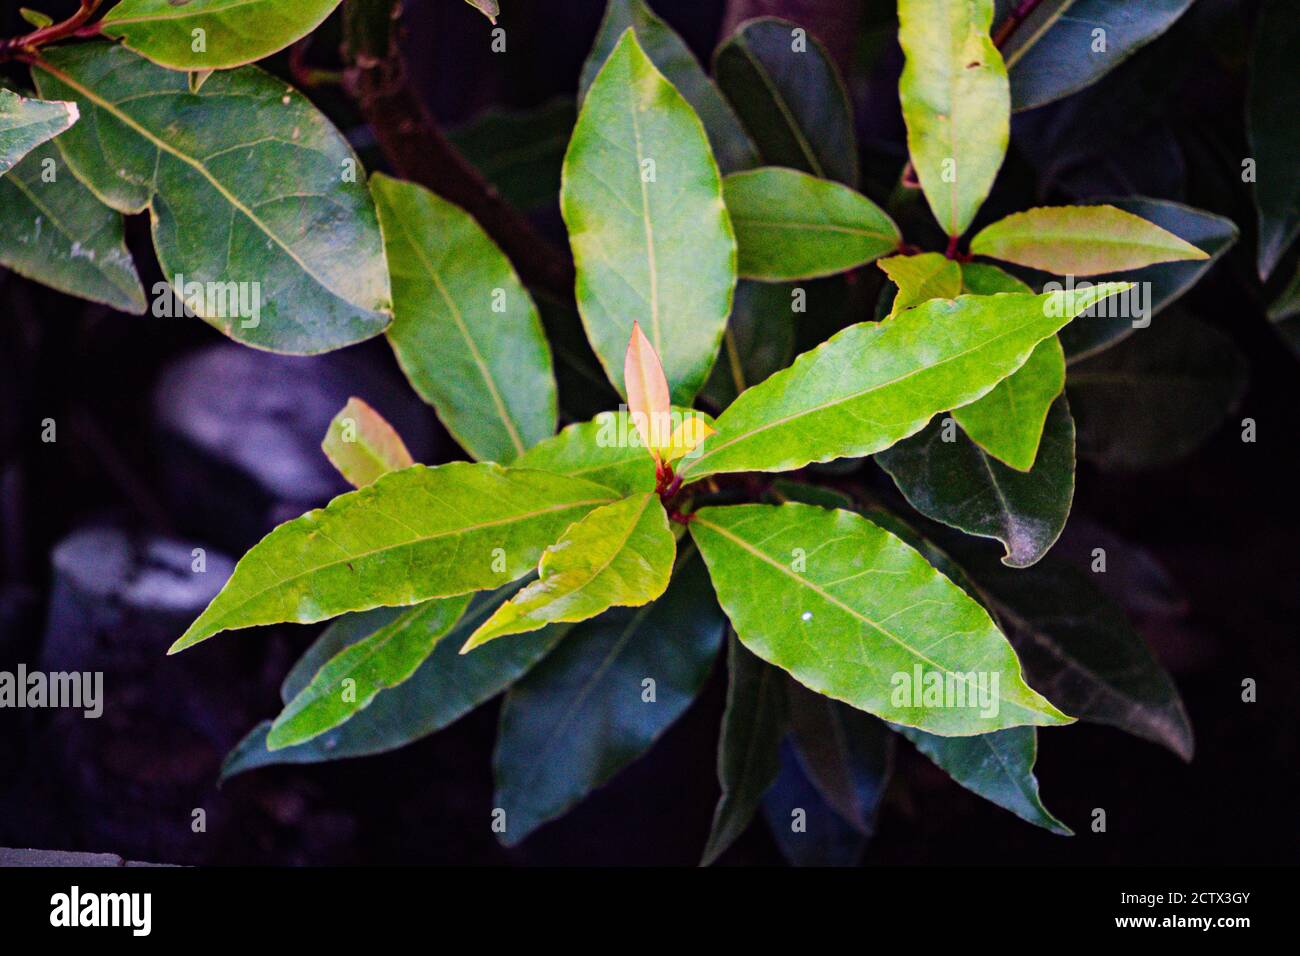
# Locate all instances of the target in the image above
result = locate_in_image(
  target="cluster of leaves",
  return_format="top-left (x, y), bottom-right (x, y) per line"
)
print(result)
top-left (0, 0), bottom-right (1280, 861)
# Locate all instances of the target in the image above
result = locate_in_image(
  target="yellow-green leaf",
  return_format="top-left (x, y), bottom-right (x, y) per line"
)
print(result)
top-left (463, 493), bottom-right (675, 650)
top-left (171, 463), bottom-right (620, 653)
top-left (898, 0), bottom-right (1009, 237)
top-left (679, 284), bottom-right (1130, 481)
top-left (970, 204), bottom-right (1210, 275)
top-left (878, 251), bottom-right (961, 314)
top-left (321, 397), bottom-right (415, 488)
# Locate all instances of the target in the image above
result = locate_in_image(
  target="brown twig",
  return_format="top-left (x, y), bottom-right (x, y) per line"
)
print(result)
top-left (341, 0), bottom-right (575, 303)
top-left (0, 0), bottom-right (103, 61)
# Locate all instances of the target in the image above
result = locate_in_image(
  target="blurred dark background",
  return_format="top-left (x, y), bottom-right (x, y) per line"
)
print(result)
top-left (1, 0), bottom-right (1297, 865)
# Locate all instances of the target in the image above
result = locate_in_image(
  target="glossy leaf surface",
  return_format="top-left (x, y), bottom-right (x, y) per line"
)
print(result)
top-left (690, 503), bottom-right (1071, 734)
top-left (0, 89), bottom-right (77, 175)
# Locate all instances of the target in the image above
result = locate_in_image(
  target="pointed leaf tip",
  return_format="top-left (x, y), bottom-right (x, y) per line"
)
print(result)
top-left (624, 321), bottom-right (673, 462)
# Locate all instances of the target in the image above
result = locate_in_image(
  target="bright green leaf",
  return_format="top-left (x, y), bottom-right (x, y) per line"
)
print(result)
top-left (713, 16), bottom-right (858, 186)
top-left (970, 204), bottom-right (1209, 276)
top-left (220, 583), bottom-right (568, 778)
top-left (563, 29), bottom-right (737, 405)
top-left (578, 0), bottom-right (756, 173)
top-left (371, 173), bottom-right (556, 462)
top-left (701, 634), bottom-right (788, 865)
top-left (878, 252), bottom-right (961, 314)
top-left (493, 544), bottom-right (724, 845)
top-left (679, 284), bottom-right (1128, 481)
top-left (896, 726), bottom-right (1070, 834)
top-left (723, 167), bottom-right (899, 281)
top-left (0, 142), bottom-right (146, 313)
top-left (266, 594), bottom-right (471, 750)
top-left (0, 89), bottom-right (77, 176)
top-left (880, 393), bottom-right (1075, 569)
top-left (19, 8), bottom-right (54, 28)
top-left (171, 462), bottom-right (620, 653)
top-left (690, 503), bottom-right (1072, 734)
top-left (100, 0), bottom-right (345, 71)
top-left (898, 0), bottom-right (1009, 237)
top-left (951, 263), bottom-right (1064, 470)
top-left (34, 43), bottom-right (391, 354)
top-left (1248, 0), bottom-right (1300, 279)
top-left (321, 397), bottom-right (415, 489)
top-left (462, 492), bottom-right (675, 650)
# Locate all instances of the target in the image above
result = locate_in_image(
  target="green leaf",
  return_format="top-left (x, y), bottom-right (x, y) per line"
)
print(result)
top-left (463, 493), bottom-right (675, 650)
top-left (898, 0), bottom-right (1009, 237)
top-left (701, 634), bottom-right (788, 865)
top-left (959, 547), bottom-right (1193, 760)
top-left (999, 0), bottom-right (1196, 112)
top-left (896, 726), bottom-right (1071, 835)
top-left (762, 737), bottom-right (870, 866)
top-left (878, 395), bottom-right (1075, 569)
top-left (723, 167), bottom-right (899, 281)
top-left (493, 544), bottom-right (724, 845)
top-left (785, 679), bottom-right (893, 834)
top-left (0, 89), bottom-right (77, 176)
top-left (701, 281), bottom-right (797, 409)
top-left (690, 502), bottom-right (1072, 734)
top-left (19, 8), bottom-right (54, 29)
top-left (951, 264), bottom-right (1064, 471)
top-left (321, 397), bottom-right (415, 489)
top-left (0, 142), bottom-right (146, 313)
top-left (220, 584), bottom-right (567, 778)
top-left (448, 99), bottom-right (575, 212)
top-left (970, 204), bottom-right (1209, 276)
top-left (100, 0), bottom-right (345, 71)
top-left (266, 594), bottom-right (471, 750)
top-left (1268, 260), bottom-right (1300, 323)
top-left (578, 0), bottom-right (756, 173)
top-left (171, 462), bottom-right (620, 653)
top-left (879, 252), bottom-right (962, 314)
top-left (564, 30), bottom-right (737, 405)
top-left (679, 284), bottom-right (1128, 481)
top-left (1068, 313), bottom-right (1248, 470)
top-left (33, 43), bottom-right (391, 354)
top-left (712, 16), bottom-right (858, 186)
top-left (370, 173), bottom-right (556, 463)
top-left (1058, 199), bottom-right (1239, 361)
top-left (1248, 0), bottom-right (1300, 279)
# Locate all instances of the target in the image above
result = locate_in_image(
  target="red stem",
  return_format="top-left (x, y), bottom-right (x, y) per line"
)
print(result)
top-left (0, 0), bottom-right (102, 60)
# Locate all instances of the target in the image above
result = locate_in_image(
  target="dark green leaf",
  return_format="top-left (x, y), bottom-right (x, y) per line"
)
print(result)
top-left (701, 281), bottom-right (798, 410)
top-left (712, 16), bottom-right (857, 186)
top-left (447, 99), bottom-right (575, 212)
top-left (1000, 0), bottom-right (1195, 112)
top-left (877, 394), bottom-right (1075, 569)
top-left (896, 725), bottom-right (1070, 834)
top-left (701, 634), bottom-right (788, 865)
top-left (1068, 314), bottom-right (1248, 470)
top-left (493, 545), bottom-right (725, 845)
top-left (34, 43), bottom-right (391, 354)
top-left (578, 0), bottom-right (756, 173)
top-left (563, 30), bottom-right (737, 404)
top-left (0, 142), bottom-right (145, 313)
top-left (761, 737), bottom-right (869, 866)
top-left (371, 172), bottom-right (556, 463)
top-left (1248, 0), bottom-right (1300, 278)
